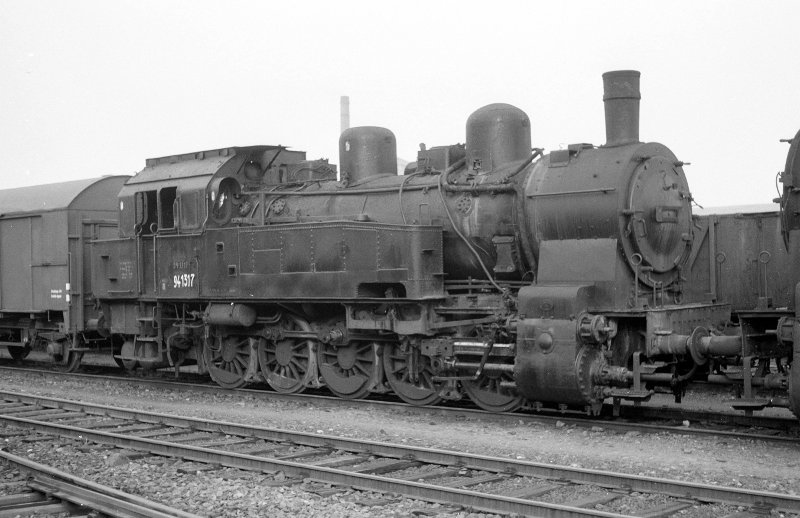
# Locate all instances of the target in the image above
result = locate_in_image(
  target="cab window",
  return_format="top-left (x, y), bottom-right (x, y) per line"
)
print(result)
top-left (159, 187), bottom-right (177, 231)
top-left (180, 190), bottom-right (203, 230)
top-left (135, 190), bottom-right (158, 234)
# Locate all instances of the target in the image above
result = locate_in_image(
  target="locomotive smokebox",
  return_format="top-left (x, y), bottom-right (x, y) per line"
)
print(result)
top-left (466, 104), bottom-right (532, 172)
top-left (339, 126), bottom-right (398, 184)
top-left (602, 70), bottom-right (640, 147)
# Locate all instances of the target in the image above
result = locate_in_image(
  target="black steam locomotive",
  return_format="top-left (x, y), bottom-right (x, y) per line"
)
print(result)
top-left (1, 70), bottom-right (797, 418)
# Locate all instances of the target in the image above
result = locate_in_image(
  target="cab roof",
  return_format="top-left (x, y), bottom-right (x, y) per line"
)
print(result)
top-left (125, 146), bottom-right (282, 186)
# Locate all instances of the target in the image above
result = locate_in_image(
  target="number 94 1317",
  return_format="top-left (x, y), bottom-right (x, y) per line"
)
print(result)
top-left (173, 273), bottom-right (195, 289)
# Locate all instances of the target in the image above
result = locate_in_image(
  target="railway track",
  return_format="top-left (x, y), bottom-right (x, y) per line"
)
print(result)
top-left (0, 390), bottom-right (797, 517)
top-left (1, 363), bottom-right (798, 446)
top-left (0, 448), bottom-right (202, 517)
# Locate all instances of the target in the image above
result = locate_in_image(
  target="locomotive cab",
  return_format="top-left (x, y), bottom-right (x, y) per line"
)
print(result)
top-left (94, 146), bottom-right (337, 371)
top-left (115, 146), bottom-right (330, 237)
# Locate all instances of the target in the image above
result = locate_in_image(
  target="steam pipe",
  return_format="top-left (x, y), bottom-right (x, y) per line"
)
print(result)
top-left (649, 327), bottom-right (743, 365)
top-left (450, 361), bottom-right (515, 373)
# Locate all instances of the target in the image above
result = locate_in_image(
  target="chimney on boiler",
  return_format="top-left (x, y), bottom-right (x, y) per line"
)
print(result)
top-left (340, 95), bottom-right (350, 134)
top-left (602, 70), bottom-right (640, 147)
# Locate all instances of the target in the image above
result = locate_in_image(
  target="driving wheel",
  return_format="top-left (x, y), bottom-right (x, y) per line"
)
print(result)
top-left (317, 341), bottom-right (376, 399)
top-left (382, 342), bottom-right (442, 406)
top-left (204, 330), bottom-right (257, 389)
top-left (257, 315), bottom-right (314, 394)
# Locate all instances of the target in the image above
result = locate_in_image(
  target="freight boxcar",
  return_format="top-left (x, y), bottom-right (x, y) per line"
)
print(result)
top-left (0, 176), bottom-right (128, 369)
top-left (685, 207), bottom-right (794, 411)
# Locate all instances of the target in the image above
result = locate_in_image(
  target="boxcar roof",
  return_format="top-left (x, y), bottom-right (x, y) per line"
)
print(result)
top-left (0, 176), bottom-right (127, 216)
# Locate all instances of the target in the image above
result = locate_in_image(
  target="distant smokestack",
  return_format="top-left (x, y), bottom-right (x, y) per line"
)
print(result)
top-left (340, 96), bottom-right (350, 134)
top-left (602, 70), bottom-right (640, 147)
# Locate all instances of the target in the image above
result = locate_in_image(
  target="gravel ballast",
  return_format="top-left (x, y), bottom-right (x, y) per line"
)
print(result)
top-left (0, 368), bottom-right (798, 517)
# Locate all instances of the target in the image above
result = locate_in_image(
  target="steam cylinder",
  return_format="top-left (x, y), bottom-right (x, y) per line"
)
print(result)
top-left (339, 126), bottom-right (398, 184)
top-left (466, 104), bottom-right (532, 172)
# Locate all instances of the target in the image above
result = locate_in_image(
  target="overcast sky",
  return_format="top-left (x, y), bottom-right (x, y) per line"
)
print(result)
top-left (2, 1), bottom-right (798, 208)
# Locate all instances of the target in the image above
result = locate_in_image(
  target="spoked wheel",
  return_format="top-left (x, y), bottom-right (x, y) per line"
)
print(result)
top-left (111, 335), bottom-right (127, 370)
top-left (52, 337), bottom-right (84, 373)
top-left (462, 371), bottom-right (524, 413)
top-left (64, 350), bottom-right (84, 372)
top-left (203, 330), bottom-right (258, 389)
top-left (382, 343), bottom-right (442, 406)
top-left (317, 341), bottom-right (376, 399)
top-left (8, 346), bottom-right (31, 361)
top-left (118, 339), bottom-right (139, 371)
top-left (257, 315), bottom-right (315, 394)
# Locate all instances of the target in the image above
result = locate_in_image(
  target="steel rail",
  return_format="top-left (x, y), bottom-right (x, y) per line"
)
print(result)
top-left (0, 450), bottom-right (203, 518)
top-left (1, 415), bottom-right (625, 517)
top-left (0, 490), bottom-right (73, 516)
top-left (1, 365), bottom-right (797, 442)
top-left (2, 391), bottom-right (799, 514)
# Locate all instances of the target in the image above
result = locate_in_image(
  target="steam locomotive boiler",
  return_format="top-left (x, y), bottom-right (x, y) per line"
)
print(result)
top-left (88, 70), bottom-right (798, 417)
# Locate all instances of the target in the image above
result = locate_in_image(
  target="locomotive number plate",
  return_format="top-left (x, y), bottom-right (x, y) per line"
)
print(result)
top-left (173, 273), bottom-right (196, 289)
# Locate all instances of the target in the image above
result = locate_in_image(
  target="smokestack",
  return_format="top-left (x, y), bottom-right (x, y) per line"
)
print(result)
top-left (602, 70), bottom-right (640, 147)
top-left (340, 96), bottom-right (350, 134)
